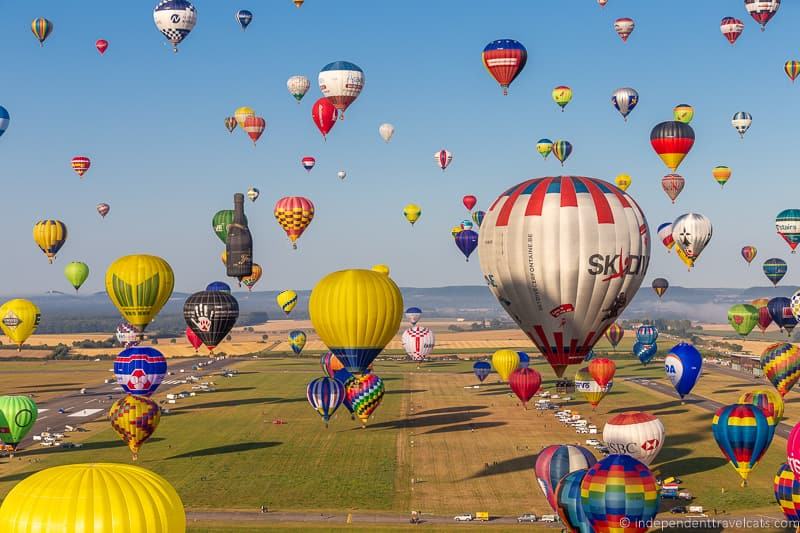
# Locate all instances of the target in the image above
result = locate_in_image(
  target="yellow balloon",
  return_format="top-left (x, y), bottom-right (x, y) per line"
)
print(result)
top-left (109, 395), bottom-right (160, 460)
top-left (32, 219), bottom-right (67, 263)
top-left (241, 263), bottom-right (263, 291)
top-left (0, 463), bottom-right (185, 532)
top-left (309, 268), bottom-right (403, 373)
top-left (451, 225), bottom-right (464, 238)
top-left (277, 289), bottom-right (298, 315)
top-left (403, 203), bottom-right (421, 225)
top-left (220, 251), bottom-right (227, 266)
top-left (491, 349), bottom-right (520, 382)
top-left (675, 245), bottom-right (694, 269)
top-left (0, 299), bottom-right (41, 349)
top-left (614, 173), bottom-right (632, 191)
top-left (234, 106), bottom-right (255, 126)
top-left (105, 255), bottom-right (174, 332)
top-left (372, 264), bottom-right (390, 275)
top-left (552, 85), bottom-right (573, 110)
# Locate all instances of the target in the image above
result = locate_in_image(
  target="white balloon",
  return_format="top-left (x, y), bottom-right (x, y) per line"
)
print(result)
top-left (379, 123), bottom-right (395, 143)
top-left (671, 213), bottom-right (712, 268)
top-left (434, 149), bottom-right (452, 170)
top-left (402, 326), bottom-right (435, 361)
top-left (318, 61), bottom-right (364, 117)
top-left (337, 170), bottom-right (346, 181)
top-left (287, 75), bottom-right (310, 103)
top-left (478, 176), bottom-right (650, 377)
top-left (602, 412), bottom-right (665, 465)
top-left (732, 112), bottom-right (752, 138)
top-left (153, 0), bottom-right (197, 52)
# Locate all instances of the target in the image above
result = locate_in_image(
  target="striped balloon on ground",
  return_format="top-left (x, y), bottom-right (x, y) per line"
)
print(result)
top-left (774, 463), bottom-right (800, 522)
top-left (346, 373), bottom-right (385, 427)
top-left (535, 444), bottom-right (597, 512)
top-left (761, 343), bottom-right (800, 397)
top-left (306, 377), bottom-right (345, 427)
top-left (555, 469), bottom-right (592, 533)
top-left (712, 404), bottom-right (774, 486)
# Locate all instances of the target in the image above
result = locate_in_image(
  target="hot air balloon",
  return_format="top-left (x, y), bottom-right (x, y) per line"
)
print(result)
top-left (318, 61), bottom-right (364, 118)
top-left (614, 174), bottom-right (631, 191)
top-left (346, 373), bottom-right (384, 427)
top-left (588, 358), bottom-right (615, 388)
top-left (96, 39), bottom-right (109, 55)
top-left (472, 210), bottom-right (485, 228)
top-left (153, 0), bottom-right (197, 52)
top-left (236, 9), bottom-right (252, 30)
top-left (729, 304), bottom-right (759, 336)
top-left (517, 351), bottom-right (530, 368)
top-left (294, 0), bottom-right (304, 6)
top-left (0, 298), bottom-right (41, 351)
top-left (580, 455), bottom-right (659, 533)
top-left (307, 377), bottom-right (344, 427)
top-left (0, 396), bottom-right (37, 454)
top-left (212, 209), bottom-right (247, 244)
top-left (320, 352), bottom-right (346, 379)
top-left (402, 203), bottom-right (421, 226)
top-left (309, 267), bottom-right (403, 374)
top-left (613, 17), bottom-right (635, 42)
top-left (106, 255), bottom-right (174, 333)
top-left (741, 245), bottom-right (757, 265)
top-left (64, 261), bottom-right (89, 292)
top-left (31, 18), bottom-right (52, 46)
top-left (673, 103), bottom-right (694, 124)
top-left (109, 394), bottom-right (160, 460)
top-left (492, 349), bottom-right (520, 382)
top-left (611, 87), bottom-right (638, 121)
top-left (379, 123), bottom-right (395, 143)
top-left (605, 323), bottom-right (624, 348)
top-left (785, 61), bottom-right (800, 82)
top-left (651, 278), bottom-right (668, 299)
top-left (720, 16), bottom-right (744, 44)
top-left (776, 209), bottom-right (800, 252)
top-left (657, 222), bottom-right (675, 252)
top-left (462, 218), bottom-right (474, 231)
top-left (451, 226), bottom-right (463, 237)
top-left (0, 106), bottom-right (9, 139)
top-left (0, 463), bottom-right (185, 532)
top-left (96, 203), bottom-right (110, 218)
top-left (552, 86), bottom-right (573, 111)
top-left (732, 111), bottom-right (752, 138)
top-left (650, 121), bottom-right (695, 171)
top-left (763, 258), bottom-right (788, 285)
top-left (637, 325), bottom-right (658, 345)
top-left (405, 307), bottom-right (422, 326)
top-left (462, 195), bottom-right (477, 211)
top-left (769, 297), bottom-right (797, 335)
top-left (71, 156), bottom-right (91, 177)
top-left (478, 176), bottom-right (649, 377)
top-left (454, 229), bottom-right (478, 261)
top-left (434, 149), bottom-right (452, 170)
top-left (115, 322), bottom-right (140, 349)
top-left (33, 220), bottom-right (67, 263)
top-left (774, 463), bottom-right (800, 523)
top-left (602, 412), bottom-right (665, 466)
top-left (287, 75), bottom-right (310, 103)
top-left (481, 39), bottom-right (527, 95)
top-left (402, 326), bottom-right (435, 361)
top-left (665, 342), bottom-right (702, 399)
top-left (738, 389), bottom-right (784, 423)
top-left (672, 213), bottom-right (712, 268)
top-left (337, 170), bottom-right (346, 181)
top-left (205, 281), bottom-right (230, 292)
top-left (224, 116), bottom-right (237, 133)
top-left (240, 263), bottom-right (262, 291)
top-left (183, 290), bottom-right (239, 352)
top-left (555, 469), bottom-right (592, 533)
top-left (634, 342), bottom-right (658, 365)
top-left (274, 196), bottom-right (314, 249)
top-left (508, 367), bottom-right (542, 407)
top-left (473, 361), bottom-right (491, 382)
top-left (289, 330), bottom-right (307, 355)
top-left (311, 97), bottom-right (338, 139)
top-left (597, 0), bottom-right (608, 6)
top-left (247, 187), bottom-right (259, 202)
top-left (752, 298), bottom-right (773, 333)
top-left (536, 139), bottom-right (553, 159)
top-left (185, 326), bottom-right (202, 352)
top-left (789, 424), bottom-right (800, 478)
top-left (745, 0), bottom-right (780, 31)
top-left (234, 106), bottom-right (254, 125)
top-left (762, 343), bottom-right (800, 396)
top-left (711, 166), bottom-right (732, 187)
top-left (574, 367), bottom-right (612, 408)
top-left (114, 347), bottom-right (166, 396)
top-left (277, 290), bottom-right (298, 315)
top-left (552, 140), bottom-right (572, 166)
top-left (242, 116), bottom-right (265, 145)
top-left (712, 403), bottom-right (773, 486)
top-left (583, 350), bottom-right (596, 363)
top-left (535, 444), bottom-right (597, 512)
top-left (301, 156), bottom-right (316, 172)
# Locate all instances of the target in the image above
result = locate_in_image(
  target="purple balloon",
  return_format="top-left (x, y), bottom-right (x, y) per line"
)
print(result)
top-left (455, 229), bottom-right (478, 261)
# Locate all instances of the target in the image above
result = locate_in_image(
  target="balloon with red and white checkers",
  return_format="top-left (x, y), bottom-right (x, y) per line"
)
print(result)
top-left (745, 0), bottom-right (780, 31)
top-left (113, 347), bottom-right (167, 396)
top-left (481, 39), bottom-right (527, 95)
top-left (306, 377), bottom-right (345, 425)
top-left (401, 326), bottom-right (435, 361)
top-left (301, 156), bottom-right (316, 172)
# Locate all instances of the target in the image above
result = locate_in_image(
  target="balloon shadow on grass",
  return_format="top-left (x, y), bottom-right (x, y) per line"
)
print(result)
top-left (367, 411), bottom-right (490, 430)
top-left (653, 456), bottom-right (728, 477)
top-left (414, 405), bottom-right (486, 416)
top-left (466, 453), bottom-right (538, 479)
top-left (166, 441), bottom-right (280, 459)
top-left (176, 397), bottom-right (301, 411)
top-left (423, 422), bottom-right (506, 434)
top-left (609, 399), bottom-right (701, 414)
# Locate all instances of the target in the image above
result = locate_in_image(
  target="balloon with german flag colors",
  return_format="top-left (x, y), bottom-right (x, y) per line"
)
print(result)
top-left (650, 121), bottom-right (694, 172)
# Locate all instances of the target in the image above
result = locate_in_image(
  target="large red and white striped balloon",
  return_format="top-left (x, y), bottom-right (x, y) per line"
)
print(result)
top-left (602, 411), bottom-right (665, 465)
top-left (401, 326), bottom-right (435, 361)
top-left (478, 176), bottom-right (650, 377)
top-left (242, 116), bottom-right (266, 145)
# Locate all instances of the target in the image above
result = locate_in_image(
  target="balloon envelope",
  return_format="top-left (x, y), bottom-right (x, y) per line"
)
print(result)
top-left (664, 343), bottom-right (702, 398)
top-left (491, 349), bottom-right (520, 382)
top-left (508, 367), bottom-right (541, 406)
top-left (0, 396), bottom-right (37, 449)
top-left (105, 255), bottom-right (174, 332)
top-left (535, 444), bottom-right (597, 512)
top-left (602, 411), bottom-right (665, 466)
top-left (114, 347), bottom-right (167, 395)
top-left (712, 404), bottom-right (773, 485)
top-left (761, 342), bottom-right (800, 397)
top-left (473, 361), bottom-right (491, 382)
top-left (183, 291), bottom-right (239, 352)
top-left (0, 299), bottom-right (41, 348)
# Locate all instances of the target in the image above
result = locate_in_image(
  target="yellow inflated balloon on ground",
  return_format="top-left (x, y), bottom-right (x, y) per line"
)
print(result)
top-left (309, 268), bottom-right (403, 374)
top-left (105, 255), bottom-right (174, 332)
top-left (0, 463), bottom-right (185, 532)
top-left (0, 299), bottom-right (41, 349)
top-left (492, 349), bottom-right (520, 382)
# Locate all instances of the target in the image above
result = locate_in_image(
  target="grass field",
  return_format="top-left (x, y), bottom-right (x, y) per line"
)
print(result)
top-left (0, 360), bottom-right (111, 402)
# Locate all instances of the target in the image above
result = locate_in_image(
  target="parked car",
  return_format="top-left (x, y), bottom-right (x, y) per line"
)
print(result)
top-left (540, 515), bottom-right (558, 523)
top-left (670, 506), bottom-right (687, 514)
top-left (585, 439), bottom-right (600, 446)
top-left (453, 514), bottom-right (473, 522)
top-left (517, 514), bottom-right (537, 523)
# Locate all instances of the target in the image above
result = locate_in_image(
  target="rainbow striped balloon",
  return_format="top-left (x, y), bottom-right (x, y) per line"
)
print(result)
top-left (580, 454), bottom-right (659, 533)
top-left (712, 404), bottom-right (774, 486)
top-left (306, 377), bottom-right (345, 426)
top-left (775, 463), bottom-right (800, 522)
top-left (760, 343), bottom-right (800, 397)
top-left (345, 373), bottom-right (384, 427)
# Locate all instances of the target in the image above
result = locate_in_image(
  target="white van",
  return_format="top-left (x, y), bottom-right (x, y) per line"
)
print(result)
top-left (540, 515), bottom-right (557, 523)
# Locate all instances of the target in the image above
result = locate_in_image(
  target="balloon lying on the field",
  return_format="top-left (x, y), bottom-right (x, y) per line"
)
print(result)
top-left (574, 367), bottom-right (612, 408)
top-left (473, 361), bottom-right (491, 382)
top-left (478, 176), bottom-right (649, 378)
top-left (712, 403), bottom-right (774, 486)
top-left (634, 341), bottom-right (658, 365)
top-left (0, 463), bottom-right (185, 532)
top-left (491, 349), bottom-right (520, 382)
top-left (508, 367), bottom-right (542, 407)
top-left (109, 394), bottom-right (160, 461)
top-left (306, 377), bottom-right (345, 427)
top-left (602, 411), bottom-right (665, 466)
top-left (761, 343), bottom-right (800, 397)
top-left (664, 342), bottom-right (702, 399)
top-left (555, 469), bottom-right (592, 533)
top-left (535, 444), bottom-right (597, 512)
top-left (0, 395), bottom-right (37, 454)
top-left (113, 347), bottom-right (167, 396)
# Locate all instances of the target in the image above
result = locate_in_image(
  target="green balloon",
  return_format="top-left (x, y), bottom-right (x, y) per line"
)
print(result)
top-left (727, 304), bottom-right (759, 337)
top-left (212, 210), bottom-right (247, 244)
top-left (63, 261), bottom-right (89, 291)
top-left (0, 396), bottom-right (37, 450)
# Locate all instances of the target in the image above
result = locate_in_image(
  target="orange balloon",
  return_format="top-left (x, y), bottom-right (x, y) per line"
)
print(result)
top-left (588, 358), bottom-right (616, 388)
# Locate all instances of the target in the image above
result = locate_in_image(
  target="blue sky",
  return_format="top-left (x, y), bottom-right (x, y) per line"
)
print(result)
top-left (1, 1), bottom-right (798, 295)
